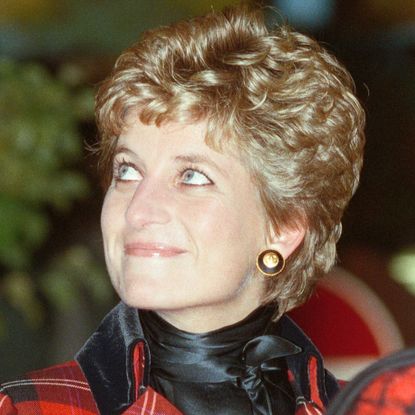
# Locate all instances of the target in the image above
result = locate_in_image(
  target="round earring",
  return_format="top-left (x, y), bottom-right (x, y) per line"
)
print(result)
top-left (256, 249), bottom-right (285, 277)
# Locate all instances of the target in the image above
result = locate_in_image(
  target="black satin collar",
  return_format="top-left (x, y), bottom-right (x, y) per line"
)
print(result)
top-left (141, 307), bottom-right (301, 415)
top-left (75, 302), bottom-right (340, 414)
top-left (140, 306), bottom-right (300, 383)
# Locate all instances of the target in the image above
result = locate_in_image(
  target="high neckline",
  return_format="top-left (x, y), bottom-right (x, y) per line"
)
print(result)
top-left (140, 305), bottom-right (277, 368)
top-left (140, 305), bottom-right (300, 414)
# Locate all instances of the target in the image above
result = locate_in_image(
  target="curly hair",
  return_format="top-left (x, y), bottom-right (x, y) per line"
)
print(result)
top-left (95, 6), bottom-right (365, 314)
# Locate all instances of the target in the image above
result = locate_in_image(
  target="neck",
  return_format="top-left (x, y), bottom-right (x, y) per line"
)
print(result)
top-left (155, 299), bottom-right (266, 333)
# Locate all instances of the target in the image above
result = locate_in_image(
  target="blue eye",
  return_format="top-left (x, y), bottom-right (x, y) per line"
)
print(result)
top-left (181, 169), bottom-right (211, 186)
top-left (115, 162), bottom-right (141, 182)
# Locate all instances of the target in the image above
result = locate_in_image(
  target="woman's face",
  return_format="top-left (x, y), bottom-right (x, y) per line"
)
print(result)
top-left (101, 117), bottom-right (269, 331)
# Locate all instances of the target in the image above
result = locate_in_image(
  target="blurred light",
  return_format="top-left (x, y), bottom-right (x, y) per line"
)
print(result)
top-left (0, 0), bottom-right (57, 24)
top-left (389, 247), bottom-right (415, 295)
top-left (273, 0), bottom-right (335, 30)
top-left (172, 0), bottom-right (240, 15)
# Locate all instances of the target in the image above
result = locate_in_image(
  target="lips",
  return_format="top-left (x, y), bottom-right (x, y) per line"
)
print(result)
top-left (124, 242), bottom-right (187, 257)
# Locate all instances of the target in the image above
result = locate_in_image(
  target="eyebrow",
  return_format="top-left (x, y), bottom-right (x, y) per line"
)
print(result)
top-left (174, 153), bottom-right (228, 177)
top-left (113, 147), bottom-right (228, 177)
top-left (114, 146), bottom-right (135, 157)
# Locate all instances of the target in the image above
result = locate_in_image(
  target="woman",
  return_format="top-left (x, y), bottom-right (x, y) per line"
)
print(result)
top-left (0, 6), bottom-right (365, 415)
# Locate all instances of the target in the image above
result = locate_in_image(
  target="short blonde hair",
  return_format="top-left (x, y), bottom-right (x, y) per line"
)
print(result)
top-left (96, 6), bottom-right (365, 314)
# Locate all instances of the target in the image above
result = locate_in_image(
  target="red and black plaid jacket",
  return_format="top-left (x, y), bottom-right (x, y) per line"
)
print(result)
top-left (0, 302), bottom-right (339, 414)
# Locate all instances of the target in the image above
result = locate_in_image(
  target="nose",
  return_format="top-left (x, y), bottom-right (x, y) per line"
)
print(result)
top-left (125, 179), bottom-right (171, 229)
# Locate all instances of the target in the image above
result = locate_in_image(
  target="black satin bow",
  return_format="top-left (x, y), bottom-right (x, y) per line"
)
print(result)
top-left (234, 335), bottom-right (301, 415)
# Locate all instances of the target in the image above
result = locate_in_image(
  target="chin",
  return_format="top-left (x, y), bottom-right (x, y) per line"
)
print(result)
top-left (117, 280), bottom-right (177, 311)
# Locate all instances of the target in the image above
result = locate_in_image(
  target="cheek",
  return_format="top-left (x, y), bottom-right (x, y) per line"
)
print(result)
top-left (101, 191), bottom-right (125, 245)
top-left (180, 195), bottom-right (264, 254)
top-left (100, 195), bottom-right (113, 241)
top-left (181, 197), bottom-right (237, 235)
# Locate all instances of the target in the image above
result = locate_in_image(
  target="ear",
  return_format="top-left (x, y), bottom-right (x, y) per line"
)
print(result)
top-left (267, 222), bottom-right (306, 260)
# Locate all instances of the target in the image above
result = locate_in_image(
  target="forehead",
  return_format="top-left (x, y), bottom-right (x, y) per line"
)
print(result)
top-left (118, 116), bottom-right (239, 160)
top-left (120, 117), bottom-right (205, 146)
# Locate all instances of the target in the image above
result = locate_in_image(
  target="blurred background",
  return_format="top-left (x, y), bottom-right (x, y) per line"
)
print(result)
top-left (1, 0), bottom-right (415, 380)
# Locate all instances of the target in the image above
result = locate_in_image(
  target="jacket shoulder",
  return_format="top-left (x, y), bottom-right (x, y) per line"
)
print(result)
top-left (0, 361), bottom-right (98, 415)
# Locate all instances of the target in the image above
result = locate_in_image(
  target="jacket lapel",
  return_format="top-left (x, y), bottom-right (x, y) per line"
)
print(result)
top-left (75, 302), bottom-right (151, 414)
top-left (279, 315), bottom-right (339, 411)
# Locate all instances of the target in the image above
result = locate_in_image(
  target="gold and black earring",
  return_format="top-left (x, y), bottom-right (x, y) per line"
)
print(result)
top-left (256, 249), bottom-right (285, 277)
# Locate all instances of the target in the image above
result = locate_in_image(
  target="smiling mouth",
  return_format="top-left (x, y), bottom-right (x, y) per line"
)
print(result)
top-left (124, 243), bottom-right (187, 258)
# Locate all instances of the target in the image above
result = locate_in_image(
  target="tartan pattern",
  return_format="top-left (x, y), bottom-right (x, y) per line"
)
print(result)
top-left (0, 358), bottom-right (327, 415)
top-left (0, 303), bottom-right (334, 414)
top-left (346, 365), bottom-right (415, 415)
top-left (0, 359), bottom-right (185, 415)
top-left (123, 387), bottom-right (183, 415)
top-left (0, 357), bottom-right (187, 415)
top-left (0, 361), bottom-right (98, 415)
